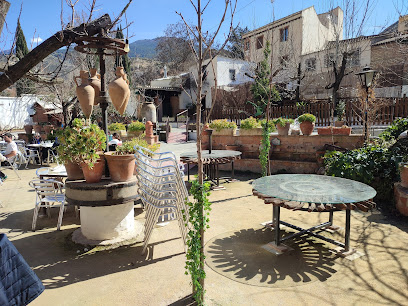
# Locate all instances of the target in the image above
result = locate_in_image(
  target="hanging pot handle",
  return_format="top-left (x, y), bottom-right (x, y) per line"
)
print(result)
top-left (73, 76), bottom-right (81, 87)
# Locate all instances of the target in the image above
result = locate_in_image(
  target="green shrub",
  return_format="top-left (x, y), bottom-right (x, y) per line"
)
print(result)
top-left (127, 121), bottom-right (145, 132)
top-left (240, 117), bottom-right (261, 129)
top-left (324, 141), bottom-right (404, 209)
top-left (108, 122), bottom-right (126, 131)
top-left (116, 136), bottom-right (160, 155)
top-left (336, 101), bottom-right (346, 121)
top-left (209, 119), bottom-right (237, 132)
top-left (274, 117), bottom-right (294, 128)
top-left (298, 113), bottom-right (316, 123)
top-left (379, 118), bottom-right (408, 141)
top-left (259, 119), bottom-right (277, 132)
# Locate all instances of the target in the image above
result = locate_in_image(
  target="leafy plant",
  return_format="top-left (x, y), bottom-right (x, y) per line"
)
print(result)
top-left (379, 118), bottom-right (408, 141)
top-left (240, 117), bottom-right (261, 130)
top-left (260, 121), bottom-right (273, 176)
top-left (108, 122), bottom-right (126, 131)
top-left (336, 100), bottom-right (346, 121)
top-left (259, 119), bottom-right (277, 132)
top-left (274, 117), bottom-right (294, 128)
top-left (183, 180), bottom-right (211, 305)
top-left (116, 137), bottom-right (160, 155)
top-left (127, 121), bottom-right (146, 132)
top-left (298, 113), bottom-right (316, 123)
top-left (56, 118), bottom-right (84, 164)
top-left (209, 119), bottom-right (237, 132)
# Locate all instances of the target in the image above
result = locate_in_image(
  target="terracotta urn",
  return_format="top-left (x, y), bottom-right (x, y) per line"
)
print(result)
top-left (141, 101), bottom-right (157, 123)
top-left (65, 161), bottom-right (84, 180)
top-left (24, 124), bottom-right (33, 134)
top-left (276, 122), bottom-right (290, 136)
top-left (401, 165), bottom-right (408, 188)
top-left (108, 67), bottom-right (130, 115)
top-left (300, 121), bottom-right (315, 136)
top-left (104, 152), bottom-right (136, 182)
top-left (80, 157), bottom-right (105, 184)
top-left (88, 68), bottom-right (101, 106)
top-left (74, 70), bottom-right (94, 119)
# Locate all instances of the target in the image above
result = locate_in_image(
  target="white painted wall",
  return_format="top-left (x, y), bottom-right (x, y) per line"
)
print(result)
top-left (0, 95), bottom-right (35, 129)
top-left (216, 57), bottom-right (254, 86)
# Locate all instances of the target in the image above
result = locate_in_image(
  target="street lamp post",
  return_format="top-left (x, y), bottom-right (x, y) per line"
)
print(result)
top-left (356, 66), bottom-right (377, 142)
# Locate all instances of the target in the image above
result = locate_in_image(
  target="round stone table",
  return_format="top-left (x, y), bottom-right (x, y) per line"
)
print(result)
top-left (65, 178), bottom-right (142, 245)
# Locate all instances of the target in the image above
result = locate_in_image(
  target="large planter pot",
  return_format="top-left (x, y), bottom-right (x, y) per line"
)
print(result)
top-left (239, 128), bottom-right (263, 136)
top-left (33, 124), bottom-right (42, 134)
top-left (65, 161), bottom-right (84, 180)
top-left (300, 121), bottom-right (315, 136)
top-left (81, 157), bottom-right (105, 184)
top-left (104, 152), bottom-right (136, 182)
top-left (401, 165), bottom-right (408, 188)
top-left (276, 123), bottom-right (290, 136)
top-left (141, 101), bottom-right (157, 123)
top-left (332, 127), bottom-right (351, 135)
top-left (317, 127), bottom-right (332, 135)
top-left (74, 70), bottom-right (94, 119)
top-left (188, 131), bottom-right (197, 141)
top-left (108, 67), bottom-right (130, 115)
top-left (88, 68), bottom-right (101, 106)
top-left (334, 121), bottom-right (345, 127)
top-left (24, 125), bottom-right (33, 134)
top-left (212, 128), bottom-right (236, 136)
top-left (127, 130), bottom-right (144, 139)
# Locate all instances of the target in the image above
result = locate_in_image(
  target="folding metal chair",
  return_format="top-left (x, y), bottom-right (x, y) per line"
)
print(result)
top-left (28, 179), bottom-right (66, 231)
top-left (0, 156), bottom-right (21, 179)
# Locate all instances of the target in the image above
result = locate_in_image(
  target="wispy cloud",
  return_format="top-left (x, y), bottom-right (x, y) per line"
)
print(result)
top-left (31, 37), bottom-right (43, 45)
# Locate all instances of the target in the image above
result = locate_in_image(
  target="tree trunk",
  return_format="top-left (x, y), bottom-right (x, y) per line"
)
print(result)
top-left (0, 14), bottom-right (112, 93)
top-left (0, 0), bottom-right (10, 34)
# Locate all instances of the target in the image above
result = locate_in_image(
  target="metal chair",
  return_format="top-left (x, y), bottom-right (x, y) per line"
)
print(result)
top-left (24, 148), bottom-right (41, 168)
top-left (0, 156), bottom-right (21, 179)
top-left (134, 146), bottom-right (190, 254)
top-left (28, 179), bottom-right (66, 231)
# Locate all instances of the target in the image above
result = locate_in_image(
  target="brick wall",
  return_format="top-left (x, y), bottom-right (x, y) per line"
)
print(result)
top-left (203, 130), bottom-right (364, 174)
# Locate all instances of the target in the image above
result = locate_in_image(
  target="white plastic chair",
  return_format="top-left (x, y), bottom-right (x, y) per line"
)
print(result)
top-left (29, 179), bottom-right (66, 231)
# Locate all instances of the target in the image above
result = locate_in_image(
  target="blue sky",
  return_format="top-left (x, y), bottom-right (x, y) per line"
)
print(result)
top-left (1, 0), bottom-right (406, 50)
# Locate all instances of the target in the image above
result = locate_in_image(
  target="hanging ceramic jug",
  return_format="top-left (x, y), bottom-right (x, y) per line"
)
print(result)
top-left (108, 66), bottom-right (130, 115)
top-left (88, 68), bottom-right (101, 106)
top-left (74, 70), bottom-right (94, 119)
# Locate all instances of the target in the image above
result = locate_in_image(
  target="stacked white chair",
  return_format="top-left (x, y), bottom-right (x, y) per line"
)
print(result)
top-left (134, 146), bottom-right (190, 254)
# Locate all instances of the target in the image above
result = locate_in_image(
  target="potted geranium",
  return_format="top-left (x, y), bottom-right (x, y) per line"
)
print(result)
top-left (335, 101), bottom-right (346, 127)
top-left (239, 117), bottom-right (262, 136)
top-left (108, 122), bottom-right (127, 138)
top-left (127, 121), bottom-right (146, 138)
top-left (274, 118), bottom-right (294, 136)
top-left (104, 137), bottom-right (160, 182)
top-left (298, 113), bottom-right (316, 136)
top-left (209, 119), bottom-right (237, 136)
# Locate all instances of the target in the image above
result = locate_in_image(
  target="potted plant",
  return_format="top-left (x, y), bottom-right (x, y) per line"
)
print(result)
top-left (108, 122), bottom-right (127, 138)
top-left (76, 123), bottom-right (107, 183)
top-left (298, 113), bottom-right (316, 136)
top-left (317, 125), bottom-right (352, 136)
top-left (104, 137), bottom-right (160, 182)
top-left (127, 121), bottom-right (146, 138)
top-left (274, 118), bottom-right (294, 136)
top-left (56, 119), bottom-right (85, 180)
top-left (400, 162), bottom-right (408, 188)
top-left (335, 101), bottom-right (346, 127)
top-left (209, 119), bottom-right (237, 136)
top-left (24, 124), bottom-right (33, 134)
top-left (239, 117), bottom-right (262, 136)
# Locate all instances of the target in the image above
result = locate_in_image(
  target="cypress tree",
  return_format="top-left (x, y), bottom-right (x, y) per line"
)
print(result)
top-left (15, 19), bottom-right (34, 96)
top-left (115, 26), bottom-right (131, 86)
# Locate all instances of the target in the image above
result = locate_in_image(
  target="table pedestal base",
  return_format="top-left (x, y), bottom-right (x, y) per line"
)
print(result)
top-left (261, 242), bottom-right (293, 255)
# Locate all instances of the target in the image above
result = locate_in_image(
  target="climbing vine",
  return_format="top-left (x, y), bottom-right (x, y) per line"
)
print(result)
top-left (183, 180), bottom-right (212, 305)
top-left (260, 120), bottom-right (273, 176)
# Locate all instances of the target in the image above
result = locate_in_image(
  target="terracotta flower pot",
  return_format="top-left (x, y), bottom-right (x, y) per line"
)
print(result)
top-left (74, 70), bottom-right (94, 119)
top-left (65, 161), bottom-right (84, 180)
top-left (334, 121), bottom-right (345, 127)
top-left (332, 127), bottom-right (351, 135)
top-left (300, 121), bottom-right (315, 136)
top-left (276, 123), bottom-right (290, 136)
top-left (104, 152), bottom-right (136, 182)
top-left (24, 125), bottom-right (33, 134)
top-left (239, 128), bottom-right (263, 136)
top-left (80, 157), bottom-right (105, 183)
top-left (33, 124), bottom-right (42, 134)
top-left (317, 127), bottom-right (332, 135)
top-left (88, 68), bottom-right (101, 106)
top-left (401, 165), bottom-right (408, 188)
top-left (108, 67), bottom-right (130, 115)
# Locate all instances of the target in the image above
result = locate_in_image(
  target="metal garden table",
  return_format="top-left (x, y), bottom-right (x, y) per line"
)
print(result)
top-left (180, 150), bottom-right (241, 189)
top-left (252, 174), bottom-right (377, 254)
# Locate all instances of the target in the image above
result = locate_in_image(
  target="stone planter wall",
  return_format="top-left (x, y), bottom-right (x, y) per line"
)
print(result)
top-left (202, 130), bottom-right (364, 174)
